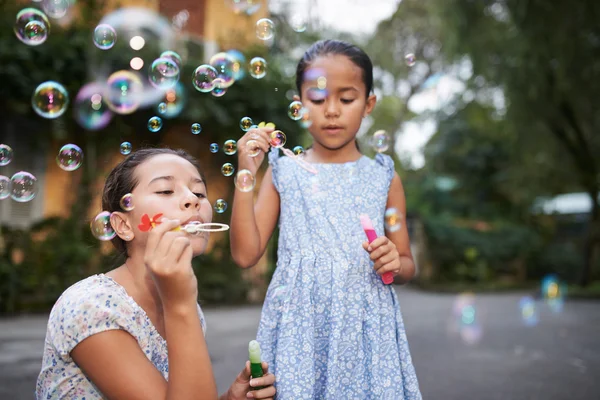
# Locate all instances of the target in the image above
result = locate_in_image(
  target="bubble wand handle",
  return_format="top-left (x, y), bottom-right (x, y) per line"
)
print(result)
top-left (281, 147), bottom-right (318, 174)
top-left (359, 214), bottom-right (394, 285)
top-left (248, 340), bottom-right (265, 389)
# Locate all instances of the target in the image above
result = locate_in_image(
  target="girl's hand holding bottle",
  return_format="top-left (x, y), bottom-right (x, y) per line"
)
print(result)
top-left (362, 236), bottom-right (404, 280)
top-left (143, 217), bottom-right (198, 312)
top-left (236, 127), bottom-right (275, 176)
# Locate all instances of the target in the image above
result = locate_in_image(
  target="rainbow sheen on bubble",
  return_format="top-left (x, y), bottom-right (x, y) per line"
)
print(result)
top-left (240, 117), bottom-right (253, 132)
top-left (120, 193), bottom-right (134, 211)
top-left (384, 208), bottom-right (402, 233)
top-left (32, 81), bottom-right (69, 119)
top-left (93, 24), bottom-right (117, 49)
top-left (288, 101), bottom-right (303, 121)
top-left (120, 142), bottom-right (132, 155)
top-left (157, 102), bottom-right (167, 114)
top-left (209, 52), bottom-right (236, 88)
top-left (211, 78), bottom-right (227, 97)
top-left (290, 14), bottom-right (307, 33)
top-left (245, 140), bottom-right (261, 157)
top-left (105, 71), bottom-right (143, 115)
top-left (191, 123), bottom-right (202, 135)
top-left (0, 145), bottom-right (13, 167)
top-left (74, 82), bottom-right (113, 131)
top-left (371, 130), bottom-right (390, 153)
top-left (42, 0), bottom-right (71, 19)
top-left (210, 143), bottom-right (219, 153)
top-left (269, 130), bottom-right (286, 148)
top-left (160, 50), bottom-right (182, 69)
top-left (0, 176), bottom-right (10, 200)
top-left (292, 146), bottom-right (305, 157)
top-left (256, 18), bottom-right (274, 40)
top-left (148, 116), bottom-right (163, 132)
top-left (149, 57), bottom-right (180, 89)
top-left (542, 274), bottom-right (566, 313)
top-left (450, 293), bottom-right (483, 345)
top-left (223, 139), bottom-right (237, 155)
top-left (214, 199), bottom-right (228, 213)
top-left (192, 64), bottom-right (218, 93)
top-left (227, 49), bottom-right (246, 81)
top-left (405, 53), bottom-right (416, 67)
top-left (221, 162), bottom-right (235, 177)
top-left (10, 171), bottom-right (37, 203)
top-left (90, 211), bottom-right (116, 241)
top-left (249, 57), bottom-right (267, 79)
top-left (14, 8), bottom-right (50, 46)
top-left (235, 169), bottom-right (255, 192)
top-left (56, 144), bottom-right (83, 171)
top-left (155, 82), bottom-right (186, 119)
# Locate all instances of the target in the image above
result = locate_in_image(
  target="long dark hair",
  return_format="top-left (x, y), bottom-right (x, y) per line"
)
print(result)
top-left (101, 147), bottom-right (206, 255)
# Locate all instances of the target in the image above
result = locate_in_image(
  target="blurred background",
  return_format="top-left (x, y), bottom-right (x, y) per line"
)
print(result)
top-left (0, 0), bottom-right (599, 399)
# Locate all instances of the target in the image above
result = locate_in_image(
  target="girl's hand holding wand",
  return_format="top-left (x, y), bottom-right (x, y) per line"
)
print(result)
top-left (224, 361), bottom-right (276, 400)
top-left (362, 236), bottom-right (403, 281)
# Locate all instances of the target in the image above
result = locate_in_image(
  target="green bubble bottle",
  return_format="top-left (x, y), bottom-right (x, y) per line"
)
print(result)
top-left (248, 340), bottom-right (265, 390)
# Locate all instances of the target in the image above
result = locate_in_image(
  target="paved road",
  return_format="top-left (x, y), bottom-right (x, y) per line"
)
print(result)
top-left (1, 286), bottom-right (599, 399)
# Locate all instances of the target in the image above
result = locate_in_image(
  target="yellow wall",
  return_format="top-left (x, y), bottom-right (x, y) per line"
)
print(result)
top-left (203, 0), bottom-right (270, 48)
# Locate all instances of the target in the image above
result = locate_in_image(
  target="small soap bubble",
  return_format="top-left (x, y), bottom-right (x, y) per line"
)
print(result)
top-left (245, 140), bottom-right (261, 157)
top-left (269, 130), bottom-right (286, 148)
top-left (371, 130), bottom-right (390, 153)
top-left (192, 64), bottom-right (218, 93)
top-left (405, 53), bottom-right (416, 67)
top-left (191, 123), bottom-right (202, 135)
top-left (211, 78), bottom-right (227, 97)
top-left (227, 49), bottom-right (246, 81)
top-left (209, 52), bottom-right (236, 88)
top-left (221, 162), bottom-right (235, 177)
top-left (14, 8), bottom-right (50, 46)
top-left (0, 145), bottom-right (14, 166)
top-left (223, 139), bottom-right (237, 155)
top-left (249, 57), bottom-right (267, 79)
top-left (292, 146), bottom-right (305, 157)
top-left (42, 0), bottom-right (71, 19)
top-left (384, 208), bottom-right (402, 233)
top-left (56, 144), bottom-right (83, 171)
top-left (214, 199), bottom-right (228, 213)
top-left (73, 83), bottom-right (113, 131)
top-left (147, 116), bottom-right (163, 132)
top-left (155, 83), bottom-right (185, 119)
top-left (519, 296), bottom-right (538, 327)
top-left (32, 81), bottom-right (69, 119)
top-left (120, 142), bottom-right (132, 155)
top-left (105, 71), bottom-right (143, 115)
top-left (256, 18), bottom-right (274, 40)
top-left (306, 87), bottom-right (328, 102)
top-left (541, 274), bottom-right (566, 313)
top-left (228, 0), bottom-right (261, 15)
top-left (93, 24), bottom-right (117, 50)
top-left (240, 117), bottom-right (253, 131)
top-left (290, 14), bottom-right (307, 33)
top-left (149, 57), bottom-right (180, 89)
top-left (210, 143), bottom-right (219, 153)
top-left (450, 293), bottom-right (483, 345)
top-left (288, 101), bottom-right (303, 121)
top-left (10, 171), bottom-right (37, 202)
top-left (0, 176), bottom-right (10, 200)
top-left (157, 102), bottom-right (167, 114)
top-left (299, 108), bottom-right (312, 128)
top-left (160, 50), bottom-right (182, 69)
top-left (90, 211), bottom-right (116, 241)
top-left (235, 169), bottom-right (255, 192)
top-left (119, 193), bottom-right (134, 211)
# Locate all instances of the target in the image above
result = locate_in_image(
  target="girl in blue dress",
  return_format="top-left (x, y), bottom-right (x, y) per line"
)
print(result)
top-left (230, 40), bottom-right (422, 399)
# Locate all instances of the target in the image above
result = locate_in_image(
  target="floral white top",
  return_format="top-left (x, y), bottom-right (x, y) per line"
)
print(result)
top-left (36, 274), bottom-right (206, 399)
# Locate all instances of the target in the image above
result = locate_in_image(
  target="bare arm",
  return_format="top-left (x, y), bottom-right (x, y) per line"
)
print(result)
top-left (230, 165), bottom-right (280, 268)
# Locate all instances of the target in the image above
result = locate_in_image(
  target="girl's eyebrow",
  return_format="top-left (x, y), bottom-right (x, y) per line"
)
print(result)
top-left (148, 176), bottom-right (204, 186)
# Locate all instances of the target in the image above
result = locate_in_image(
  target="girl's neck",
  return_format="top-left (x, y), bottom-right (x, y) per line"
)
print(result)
top-left (110, 254), bottom-right (163, 315)
top-left (305, 141), bottom-right (362, 164)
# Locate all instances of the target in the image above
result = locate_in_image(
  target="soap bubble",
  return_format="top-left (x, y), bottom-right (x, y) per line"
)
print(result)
top-left (245, 140), bottom-right (261, 157)
top-left (249, 57), bottom-right (267, 79)
top-left (192, 64), bottom-right (218, 93)
top-left (371, 130), bottom-right (390, 153)
top-left (405, 53), bottom-right (416, 67)
top-left (210, 143), bottom-right (219, 153)
top-left (104, 71), bottom-right (143, 115)
top-left (519, 296), bottom-right (538, 327)
top-left (240, 117), bottom-right (253, 131)
top-left (56, 144), bottom-right (83, 171)
top-left (42, 0), bottom-right (71, 19)
top-left (10, 171), bottom-right (37, 202)
top-left (227, 0), bottom-right (261, 15)
top-left (290, 14), bottom-right (307, 33)
top-left (269, 130), bottom-right (286, 148)
top-left (119, 193), bottom-right (134, 211)
top-left (235, 169), bottom-right (255, 192)
top-left (306, 87), bottom-right (328, 102)
top-left (209, 52), bottom-right (236, 88)
top-left (0, 145), bottom-right (13, 166)
top-left (221, 163), bottom-right (235, 177)
top-left (155, 82), bottom-right (186, 119)
top-left (211, 78), bottom-right (227, 97)
top-left (541, 274), bottom-right (566, 313)
top-left (191, 123), bottom-right (202, 135)
top-left (223, 139), bottom-right (237, 155)
top-left (299, 108), bottom-right (312, 128)
top-left (73, 82), bottom-right (113, 131)
top-left (120, 142), bottom-right (132, 155)
top-left (0, 176), bottom-right (10, 200)
top-left (450, 293), bottom-right (483, 345)
top-left (288, 101), bottom-right (303, 121)
top-left (160, 50), bottom-right (182, 69)
top-left (214, 199), bottom-right (228, 213)
top-left (93, 24), bottom-right (117, 49)
top-left (292, 146), bottom-right (305, 157)
top-left (148, 57), bottom-right (180, 89)
top-left (148, 116), bottom-right (163, 132)
top-left (256, 18), bottom-right (274, 40)
top-left (157, 102), bottom-right (167, 114)
top-left (90, 211), bottom-right (116, 241)
top-left (14, 8), bottom-right (50, 46)
top-left (384, 208), bottom-right (402, 233)
top-left (32, 81), bottom-right (69, 119)
top-left (227, 49), bottom-right (246, 81)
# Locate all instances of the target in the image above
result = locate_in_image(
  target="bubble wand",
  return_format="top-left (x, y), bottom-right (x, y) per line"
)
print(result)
top-left (248, 340), bottom-right (265, 390)
top-left (138, 214), bottom-right (229, 233)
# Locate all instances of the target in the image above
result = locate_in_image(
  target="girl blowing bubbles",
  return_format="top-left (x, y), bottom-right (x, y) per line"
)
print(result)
top-left (36, 148), bottom-right (276, 400)
top-left (230, 40), bottom-right (422, 399)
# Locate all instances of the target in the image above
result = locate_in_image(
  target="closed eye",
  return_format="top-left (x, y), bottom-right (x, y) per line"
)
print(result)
top-left (156, 190), bottom-right (173, 195)
top-left (194, 193), bottom-right (206, 198)
top-left (341, 99), bottom-right (355, 104)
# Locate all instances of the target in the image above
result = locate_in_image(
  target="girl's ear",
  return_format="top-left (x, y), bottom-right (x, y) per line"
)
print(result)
top-left (110, 211), bottom-right (135, 241)
top-left (364, 94), bottom-right (377, 117)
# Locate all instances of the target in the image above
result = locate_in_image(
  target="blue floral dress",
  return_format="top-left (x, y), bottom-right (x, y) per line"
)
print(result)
top-left (256, 149), bottom-right (422, 399)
